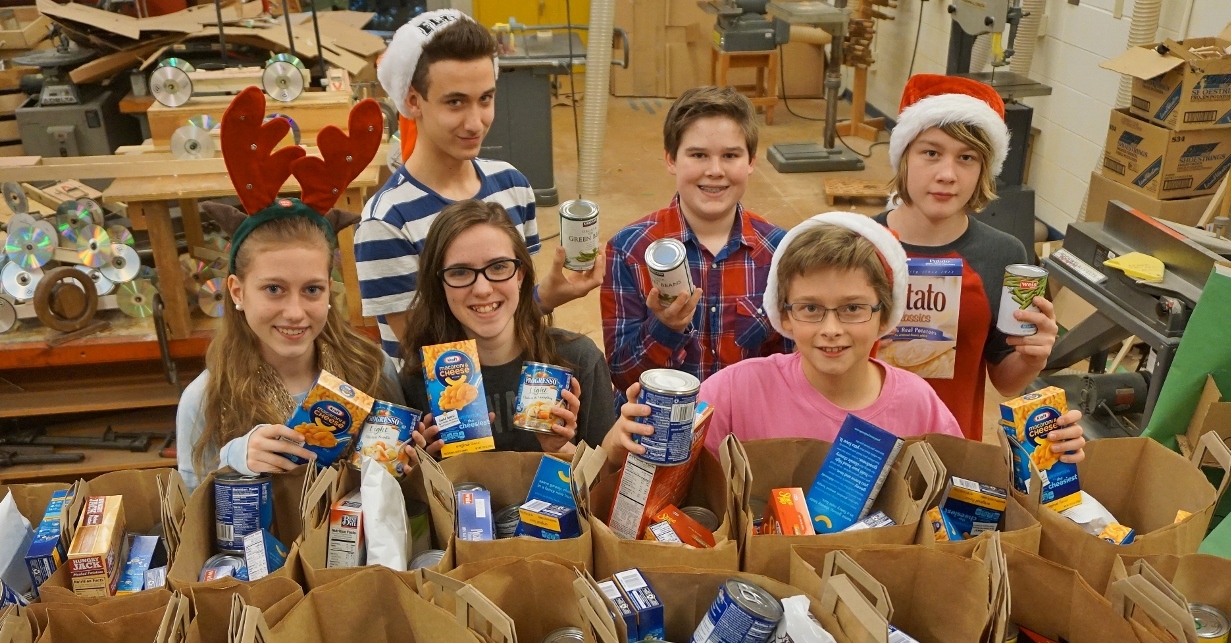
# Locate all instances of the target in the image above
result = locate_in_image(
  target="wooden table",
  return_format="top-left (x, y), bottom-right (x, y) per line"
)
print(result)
top-left (102, 166), bottom-right (380, 339)
top-left (711, 44), bottom-right (780, 125)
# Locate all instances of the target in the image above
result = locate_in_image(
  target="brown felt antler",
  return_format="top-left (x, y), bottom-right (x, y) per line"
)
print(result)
top-left (290, 98), bottom-right (384, 214)
top-left (221, 86), bottom-right (307, 214)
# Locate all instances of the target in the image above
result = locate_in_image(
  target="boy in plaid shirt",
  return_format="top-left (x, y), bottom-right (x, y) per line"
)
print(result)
top-left (601, 86), bottom-right (789, 407)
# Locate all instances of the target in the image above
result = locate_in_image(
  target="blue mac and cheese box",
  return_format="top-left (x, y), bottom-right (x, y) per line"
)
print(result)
top-left (421, 340), bottom-right (495, 458)
top-left (613, 568), bottom-right (665, 641)
top-left (115, 534), bottom-right (159, 595)
top-left (25, 488), bottom-right (75, 596)
top-left (517, 500), bottom-right (581, 540)
top-left (936, 476), bottom-right (1007, 540)
top-left (806, 414), bottom-right (904, 534)
top-left (285, 370), bottom-right (375, 467)
top-left (241, 529), bottom-right (289, 580)
top-left (1000, 387), bottom-right (1081, 512)
top-left (597, 579), bottom-right (638, 638)
top-left (526, 454), bottom-right (575, 509)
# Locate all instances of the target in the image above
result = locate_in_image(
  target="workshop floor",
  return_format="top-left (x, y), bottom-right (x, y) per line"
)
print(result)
top-left (534, 95), bottom-right (1015, 439)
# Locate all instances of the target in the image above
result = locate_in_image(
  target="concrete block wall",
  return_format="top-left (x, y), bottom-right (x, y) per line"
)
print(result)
top-left (863, 0), bottom-right (1231, 230)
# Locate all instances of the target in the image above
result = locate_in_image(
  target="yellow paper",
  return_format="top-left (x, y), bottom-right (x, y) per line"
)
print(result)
top-left (1104, 252), bottom-right (1165, 282)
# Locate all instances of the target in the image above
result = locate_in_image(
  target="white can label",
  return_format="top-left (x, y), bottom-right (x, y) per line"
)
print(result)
top-left (561, 216), bottom-right (599, 271)
top-left (649, 264), bottom-right (693, 306)
top-left (997, 270), bottom-right (1048, 336)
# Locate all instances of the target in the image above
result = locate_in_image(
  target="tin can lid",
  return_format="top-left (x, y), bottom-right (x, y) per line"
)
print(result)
top-left (1005, 263), bottom-right (1048, 278)
top-left (640, 368), bottom-right (700, 395)
top-left (560, 199), bottom-right (598, 221)
top-left (215, 471), bottom-right (271, 483)
top-left (409, 549), bottom-right (446, 570)
top-left (724, 578), bottom-right (784, 623)
top-left (523, 361), bottom-right (573, 376)
top-left (645, 238), bottom-right (686, 271)
top-left (541, 627), bottom-right (586, 643)
top-left (454, 482), bottom-right (487, 493)
top-left (1191, 603), bottom-right (1230, 636)
top-left (680, 506), bottom-right (720, 532)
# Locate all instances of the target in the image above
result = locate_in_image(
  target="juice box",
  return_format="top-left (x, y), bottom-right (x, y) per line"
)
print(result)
top-left (457, 489), bottom-right (494, 541)
top-left (936, 476), bottom-right (1006, 540)
top-left (327, 489), bottom-right (365, 568)
top-left (421, 340), bottom-right (495, 458)
top-left (517, 499), bottom-right (581, 540)
top-left (761, 488), bottom-right (815, 536)
top-left (806, 415), bottom-right (904, 534)
top-left (1000, 387), bottom-right (1081, 512)
top-left (285, 370), bottom-right (375, 467)
top-left (115, 535), bottom-right (159, 595)
top-left (642, 504), bottom-right (716, 547)
top-left (613, 569), bottom-right (665, 641)
top-left (67, 495), bottom-right (127, 597)
top-left (25, 488), bottom-right (75, 596)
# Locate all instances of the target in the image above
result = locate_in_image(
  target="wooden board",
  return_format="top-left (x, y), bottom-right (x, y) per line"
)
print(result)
top-left (146, 90), bottom-right (353, 148)
top-left (0, 117), bottom-right (17, 143)
top-left (823, 178), bottom-right (890, 205)
top-left (0, 7), bottom-right (51, 50)
top-left (0, 141), bottom-right (22, 157)
top-left (102, 164), bottom-right (380, 201)
top-left (0, 92), bottom-right (26, 114)
top-left (0, 310), bottom-right (214, 369)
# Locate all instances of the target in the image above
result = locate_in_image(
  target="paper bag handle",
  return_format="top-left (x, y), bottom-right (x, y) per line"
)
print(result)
top-left (416, 445), bottom-right (456, 516)
top-left (1192, 431), bottom-right (1231, 500)
top-left (899, 442), bottom-right (941, 522)
top-left (820, 575), bottom-right (890, 643)
top-left (413, 568), bottom-right (516, 642)
top-left (154, 592), bottom-right (190, 643)
top-left (1108, 576), bottom-right (1197, 643)
top-left (298, 465), bottom-right (340, 535)
top-left (0, 606), bottom-right (32, 643)
top-left (820, 550), bottom-right (893, 619)
top-left (574, 573), bottom-right (622, 643)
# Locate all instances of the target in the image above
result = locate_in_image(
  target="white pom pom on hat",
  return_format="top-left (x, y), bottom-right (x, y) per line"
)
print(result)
top-left (887, 74), bottom-right (1011, 178)
top-left (763, 212), bottom-right (909, 341)
top-left (378, 9), bottom-right (499, 119)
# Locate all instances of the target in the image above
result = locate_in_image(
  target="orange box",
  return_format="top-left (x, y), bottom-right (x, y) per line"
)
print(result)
top-left (67, 495), bottom-right (126, 597)
top-left (760, 488), bottom-right (814, 536)
top-left (642, 504), bottom-right (716, 548)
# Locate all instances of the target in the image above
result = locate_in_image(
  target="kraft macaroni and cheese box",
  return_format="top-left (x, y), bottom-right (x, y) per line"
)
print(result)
top-left (421, 340), bottom-right (495, 458)
top-left (597, 579), bottom-right (638, 639)
top-left (1100, 523), bottom-right (1136, 545)
top-left (841, 510), bottom-right (897, 532)
top-left (457, 489), bottom-right (494, 541)
top-left (0, 580), bottom-right (26, 609)
top-left (26, 488), bottom-right (74, 596)
top-left (806, 415), bottom-right (904, 534)
top-left (115, 535), bottom-right (159, 595)
top-left (285, 370), bottom-right (375, 467)
top-left (613, 569), bottom-right (665, 641)
top-left (1000, 387), bottom-right (1082, 512)
top-left (518, 500), bottom-right (581, 540)
top-left (526, 454), bottom-right (575, 509)
top-left (761, 488), bottom-right (815, 536)
top-left (937, 476), bottom-right (1007, 540)
top-left (242, 529), bottom-right (288, 581)
top-left (926, 507), bottom-right (950, 542)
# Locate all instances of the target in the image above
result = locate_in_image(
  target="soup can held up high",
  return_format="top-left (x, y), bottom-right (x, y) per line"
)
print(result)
top-left (997, 264), bottom-right (1049, 337)
top-left (635, 368), bottom-right (700, 466)
top-left (513, 361), bottom-right (573, 434)
top-left (645, 238), bottom-right (693, 307)
top-left (560, 199), bottom-right (600, 271)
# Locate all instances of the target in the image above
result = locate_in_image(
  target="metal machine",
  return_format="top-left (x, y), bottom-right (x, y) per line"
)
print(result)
top-left (1040, 200), bottom-right (1230, 438)
top-left (700, 0), bottom-right (790, 52)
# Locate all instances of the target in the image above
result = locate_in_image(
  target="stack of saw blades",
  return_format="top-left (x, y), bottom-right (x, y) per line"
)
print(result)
top-left (180, 252), bottom-right (229, 318)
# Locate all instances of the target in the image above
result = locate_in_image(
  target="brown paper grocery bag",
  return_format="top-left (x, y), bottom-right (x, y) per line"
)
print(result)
top-left (1036, 434), bottom-right (1231, 593)
top-left (586, 436), bottom-right (739, 578)
top-left (34, 592), bottom-right (172, 643)
top-left (0, 607), bottom-right (32, 643)
top-left (1105, 574), bottom-right (1197, 643)
top-left (159, 471), bottom-right (190, 568)
top-left (1114, 552), bottom-right (1231, 622)
top-left (154, 592), bottom-right (189, 643)
top-left (736, 437), bottom-right (941, 582)
top-left (0, 482), bottom-right (72, 526)
top-left (180, 577), bottom-right (303, 643)
top-left (437, 554), bottom-right (589, 642)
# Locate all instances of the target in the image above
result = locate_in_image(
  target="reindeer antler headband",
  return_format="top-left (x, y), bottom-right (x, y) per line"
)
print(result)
top-left (202, 86), bottom-right (383, 273)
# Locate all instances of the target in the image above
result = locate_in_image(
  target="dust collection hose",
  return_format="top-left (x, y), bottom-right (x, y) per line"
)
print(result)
top-left (577, 0), bottom-right (616, 196)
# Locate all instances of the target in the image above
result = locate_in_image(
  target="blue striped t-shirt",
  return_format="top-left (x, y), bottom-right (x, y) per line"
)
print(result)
top-left (354, 158), bottom-right (539, 362)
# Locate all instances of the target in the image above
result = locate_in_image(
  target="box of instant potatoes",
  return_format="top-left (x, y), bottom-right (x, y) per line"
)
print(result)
top-left (1102, 108), bottom-right (1231, 200)
top-left (1001, 387), bottom-right (1081, 512)
top-left (879, 258), bottom-right (962, 379)
top-left (67, 496), bottom-right (126, 597)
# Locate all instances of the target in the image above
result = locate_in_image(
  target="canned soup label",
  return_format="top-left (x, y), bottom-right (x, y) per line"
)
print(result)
top-left (880, 258), bottom-right (962, 379)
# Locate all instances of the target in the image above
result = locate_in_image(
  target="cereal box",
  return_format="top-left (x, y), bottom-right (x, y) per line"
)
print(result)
top-left (936, 476), bottom-right (1006, 540)
top-left (285, 370), bottom-right (375, 467)
top-left (420, 340), bottom-right (495, 458)
top-left (879, 258), bottom-right (963, 379)
top-left (327, 490), bottom-right (365, 568)
top-left (1000, 387), bottom-right (1081, 512)
top-left (642, 504), bottom-right (716, 547)
top-left (761, 488), bottom-right (815, 536)
top-left (67, 495), bottom-right (127, 597)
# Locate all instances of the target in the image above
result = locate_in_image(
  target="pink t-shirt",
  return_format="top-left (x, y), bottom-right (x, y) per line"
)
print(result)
top-left (701, 352), bottom-right (962, 455)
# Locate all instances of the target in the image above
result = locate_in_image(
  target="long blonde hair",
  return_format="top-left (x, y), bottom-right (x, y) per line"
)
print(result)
top-left (194, 216), bottom-right (389, 474)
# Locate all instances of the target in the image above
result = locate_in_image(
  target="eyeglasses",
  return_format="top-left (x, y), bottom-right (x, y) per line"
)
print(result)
top-left (438, 258), bottom-right (522, 288)
top-left (782, 302), bottom-right (883, 324)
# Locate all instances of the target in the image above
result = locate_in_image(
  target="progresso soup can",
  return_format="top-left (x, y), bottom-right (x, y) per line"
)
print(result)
top-left (645, 238), bottom-right (693, 307)
top-left (560, 199), bottom-right (600, 271)
top-left (1192, 603), bottom-right (1230, 642)
top-left (690, 578), bottom-right (783, 643)
top-left (214, 472), bottom-right (274, 554)
top-left (635, 368), bottom-right (700, 466)
top-left (351, 400), bottom-right (423, 477)
top-left (997, 264), bottom-right (1049, 336)
top-left (512, 361), bottom-right (573, 434)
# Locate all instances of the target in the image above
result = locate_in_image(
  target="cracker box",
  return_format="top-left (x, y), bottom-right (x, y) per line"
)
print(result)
top-left (643, 504), bottom-right (716, 547)
top-left (327, 489), bottom-right (365, 568)
top-left (421, 340), bottom-right (495, 458)
top-left (115, 535), bottom-right (159, 595)
top-left (936, 476), bottom-right (1007, 540)
top-left (67, 495), bottom-right (127, 597)
top-left (457, 489), bottom-right (494, 541)
top-left (879, 258), bottom-right (963, 379)
top-left (613, 568), bottom-right (665, 641)
top-left (761, 488), bottom-right (815, 536)
top-left (1000, 387), bottom-right (1082, 512)
top-left (285, 369), bottom-right (376, 467)
top-left (518, 499), bottom-right (581, 540)
top-left (842, 510), bottom-right (896, 532)
top-left (597, 579), bottom-right (637, 636)
top-left (607, 405), bottom-right (713, 540)
top-left (25, 488), bottom-right (74, 595)
top-left (806, 414), bottom-right (904, 534)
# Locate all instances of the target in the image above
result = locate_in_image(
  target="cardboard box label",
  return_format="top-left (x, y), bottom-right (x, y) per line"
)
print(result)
top-left (880, 258), bottom-right (963, 379)
top-left (327, 489), bottom-right (365, 568)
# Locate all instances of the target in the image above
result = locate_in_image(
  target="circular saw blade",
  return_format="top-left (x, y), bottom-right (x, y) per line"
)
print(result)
top-left (75, 224), bottom-right (113, 268)
top-left (262, 59), bottom-right (304, 103)
top-left (74, 264), bottom-right (115, 296)
top-left (6, 212), bottom-right (36, 235)
top-left (264, 113), bottom-right (302, 145)
top-left (197, 277), bottom-right (226, 317)
top-left (170, 123), bottom-right (216, 160)
top-left (150, 64), bottom-right (193, 108)
top-left (1, 262), bottom-right (43, 301)
top-left (101, 243), bottom-right (141, 283)
top-left (188, 114), bottom-right (219, 131)
top-left (117, 279), bottom-right (157, 318)
top-left (0, 295), bottom-right (16, 333)
top-left (107, 225), bottom-right (135, 247)
top-left (2, 182), bottom-right (27, 216)
top-left (4, 224), bottom-right (54, 269)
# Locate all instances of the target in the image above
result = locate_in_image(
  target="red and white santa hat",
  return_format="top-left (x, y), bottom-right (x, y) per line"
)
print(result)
top-left (764, 212), bottom-right (910, 341)
top-left (378, 9), bottom-right (499, 119)
top-left (888, 74), bottom-right (1011, 178)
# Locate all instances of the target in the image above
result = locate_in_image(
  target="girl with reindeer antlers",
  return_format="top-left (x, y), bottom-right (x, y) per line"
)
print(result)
top-left (176, 87), bottom-right (425, 492)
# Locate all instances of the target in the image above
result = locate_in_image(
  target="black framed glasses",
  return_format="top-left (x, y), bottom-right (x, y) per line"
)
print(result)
top-left (438, 258), bottom-right (522, 288)
top-left (783, 302), bottom-right (883, 324)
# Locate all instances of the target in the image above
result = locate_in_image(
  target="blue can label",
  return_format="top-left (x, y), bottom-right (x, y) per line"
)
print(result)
top-left (690, 580), bottom-right (782, 643)
top-left (635, 383), bottom-right (697, 466)
top-left (351, 400), bottom-right (423, 477)
top-left (513, 362), bottom-right (572, 433)
top-left (214, 475), bottom-right (274, 553)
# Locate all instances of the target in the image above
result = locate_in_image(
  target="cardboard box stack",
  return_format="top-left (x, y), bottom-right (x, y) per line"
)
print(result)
top-left (1097, 27), bottom-right (1231, 219)
top-left (0, 7), bottom-right (50, 157)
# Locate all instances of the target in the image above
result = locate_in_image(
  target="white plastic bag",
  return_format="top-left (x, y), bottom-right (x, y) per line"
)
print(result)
top-left (1060, 490), bottom-right (1119, 536)
top-left (772, 595), bottom-right (837, 643)
top-left (360, 455), bottom-right (409, 571)
top-left (0, 494), bottom-right (32, 595)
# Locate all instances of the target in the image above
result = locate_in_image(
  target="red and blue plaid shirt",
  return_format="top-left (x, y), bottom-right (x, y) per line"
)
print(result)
top-left (601, 196), bottom-right (790, 407)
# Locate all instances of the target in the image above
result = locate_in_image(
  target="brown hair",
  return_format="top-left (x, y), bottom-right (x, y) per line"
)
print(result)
top-left (775, 224), bottom-right (894, 331)
top-left (663, 86), bottom-right (759, 160)
top-left (400, 200), bottom-right (571, 376)
top-left (891, 121), bottom-right (998, 211)
top-left (195, 216), bottom-right (390, 475)
top-left (410, 19), bottom-right (497, 98)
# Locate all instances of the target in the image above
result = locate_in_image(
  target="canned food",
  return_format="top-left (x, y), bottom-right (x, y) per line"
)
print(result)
top-left (560, 199), bottom-right (600, 271)
top-left (997, 264), bottom-right (1049, 336)
top-left (635, 369), bottom-right (700, 466)
top-left (214, 472), bottom-right (273, 554)
top-left (199, 553), bottom-right (247, 582)
top-left (542, 626), bottom-right (586, 643)
top-left (1004, 622), bottom-right (1019, 643)
top-left (512, 361), bottom-right (573, 434)
top-left (681, 506), bottom-right (721, 532)
top-left (691, 578), bottom-right (783, 642)
top-left (494, 504), bottom-right (523, 539)
top-left (351, 400), bottom-right (423, 477)
top-left (454, 482), bottom-right (487, 493)
top-left (645, 238), bottom-right (693, 306)
top-left (1192, 603), bottom-right (1230, 641)
top-left (409, 549), bottom-right (446, 570)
